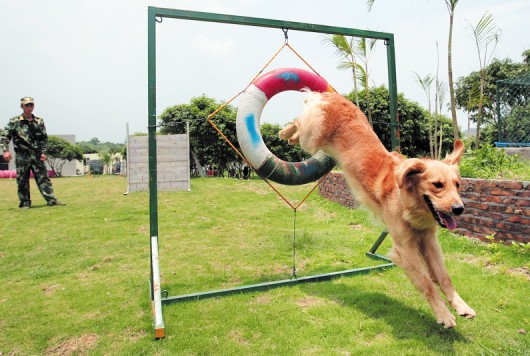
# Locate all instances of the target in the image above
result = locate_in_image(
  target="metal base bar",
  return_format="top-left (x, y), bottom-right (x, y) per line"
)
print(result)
top-left (160, 232), bottom-right (394, 305)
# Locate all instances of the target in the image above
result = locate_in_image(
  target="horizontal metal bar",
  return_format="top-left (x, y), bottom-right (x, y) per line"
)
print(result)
top-left (149, 7), bottom-right (393, 41)
top-left (365, 252), bottom-right (393, 262)
top-left (162, 262), bottom-right (395, 305)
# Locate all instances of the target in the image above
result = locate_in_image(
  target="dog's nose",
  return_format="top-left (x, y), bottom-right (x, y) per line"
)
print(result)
top-left (452, 204), bottom-right (464, 216)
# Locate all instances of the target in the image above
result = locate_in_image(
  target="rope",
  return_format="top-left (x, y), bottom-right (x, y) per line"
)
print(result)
top-left (206, 40), bottom-right (334, 210)
top-left (291, 208), bottom-right (297, 279)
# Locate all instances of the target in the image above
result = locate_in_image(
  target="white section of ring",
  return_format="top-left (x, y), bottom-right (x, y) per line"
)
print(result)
top-left (236, 84), bottom-right (271, 169)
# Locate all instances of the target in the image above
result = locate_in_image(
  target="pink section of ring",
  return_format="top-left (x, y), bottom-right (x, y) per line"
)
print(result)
top-left (252, 68), bottom-right (331, 99)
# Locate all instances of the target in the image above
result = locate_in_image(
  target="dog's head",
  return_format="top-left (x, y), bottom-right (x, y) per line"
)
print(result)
top-left (395, 140), bottom-right (465, 230)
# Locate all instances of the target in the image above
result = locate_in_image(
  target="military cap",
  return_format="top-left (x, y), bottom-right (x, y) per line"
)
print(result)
top-left (21, 97), bottom-right (34, 105)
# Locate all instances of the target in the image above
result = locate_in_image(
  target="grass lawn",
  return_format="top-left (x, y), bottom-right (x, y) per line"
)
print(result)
top-left (0, 175), bottom-right (528, 355)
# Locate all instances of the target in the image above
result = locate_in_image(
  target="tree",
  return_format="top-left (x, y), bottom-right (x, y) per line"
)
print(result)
top-left (76, 141), bottom-right (97, 154)
top-left (366, 0), bottom-right (461, 140)
top-left (260, 123), bottom-right (307, 162)
top-left (455, 57), bottom-right (529, 145)
top-left (159, 95), bottom-right (239, 177)
top-left (434, 42), bottom-right (448, 159)
top-left (354, 37), bottom-right (377, 124)
top-left (99, 151), bottom-right (112, 174)
top-left (523, 49), bottom-right (530, 65)
top-left (45, 136), bottom-right (83, 177)
top-left (76, 139), bottom-right (125, 155)
top-left (414, 72), bottom-right (435, 157)
top-left (350, 86), bottom-right (456, 157)
top-left (323, 35), bottom-right (361, 106)
top-left (444, 0), bottom-right (460, 141)
top-left (467, 12), bottom-right (501, 148)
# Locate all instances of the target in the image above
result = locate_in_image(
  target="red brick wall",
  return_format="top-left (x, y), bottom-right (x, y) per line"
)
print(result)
top-left (318, 172), bottom-right (530, 244)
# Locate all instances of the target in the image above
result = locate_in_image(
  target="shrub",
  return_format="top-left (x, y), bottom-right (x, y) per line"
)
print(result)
top-left (459, 144), bottom-right (530, 180)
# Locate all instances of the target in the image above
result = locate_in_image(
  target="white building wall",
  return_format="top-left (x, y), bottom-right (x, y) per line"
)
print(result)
top-left (128, 134), bottom-right (190, 192)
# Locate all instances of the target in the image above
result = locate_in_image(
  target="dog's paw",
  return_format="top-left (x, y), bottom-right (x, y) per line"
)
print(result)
top-left (451, 295), bottom-right (476, 319)
top-left (436, 310), bottom-right (457, 329)
top-left (432, 304), bottom-right (457, 328)
top-left (455, 305), bottom-right (476, 319)
top-left (279, 122), bottom-right (298, 140)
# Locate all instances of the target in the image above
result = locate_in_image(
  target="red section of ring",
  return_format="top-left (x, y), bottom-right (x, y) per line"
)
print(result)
top-left (253, 68), bottom-right (331, 99)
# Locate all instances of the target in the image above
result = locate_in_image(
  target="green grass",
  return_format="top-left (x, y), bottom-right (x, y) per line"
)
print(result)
top-left (0, 176), bottom-right (528, 355)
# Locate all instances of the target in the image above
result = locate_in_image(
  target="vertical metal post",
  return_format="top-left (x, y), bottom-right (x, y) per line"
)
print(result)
top-left (125, 122), bottom-right (130, 193)
top-left (148, 7), bottom-right (165, 339)
top-left (385, 35), bottom-right (400, 152)
top-left (186, 121), bottom-right (191, 191)
top-left (496, 82), bottom-right (501, 144)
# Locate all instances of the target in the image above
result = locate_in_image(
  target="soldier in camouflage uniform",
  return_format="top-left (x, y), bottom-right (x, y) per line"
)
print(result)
top-left (1, 97), bottom-right (65, 208)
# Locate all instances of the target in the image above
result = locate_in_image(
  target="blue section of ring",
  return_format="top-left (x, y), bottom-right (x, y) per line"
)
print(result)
top-left (245, 113), bottom-right (261, 147)
top-left (277, 71), bottom-right (300, 83)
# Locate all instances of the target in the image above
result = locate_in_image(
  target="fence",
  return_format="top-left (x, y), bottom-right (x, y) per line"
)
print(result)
top-left (496, 73), bottom-right (530, 147)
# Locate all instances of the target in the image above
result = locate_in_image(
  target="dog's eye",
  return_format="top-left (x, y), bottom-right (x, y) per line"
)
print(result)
top-left (433, 182), bottom-right (444, 189)
top-left (456, 182), bottom-right (461, 189)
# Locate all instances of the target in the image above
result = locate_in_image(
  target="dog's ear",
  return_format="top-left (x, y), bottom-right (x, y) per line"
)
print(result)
top-left (443, 139), bottom-right (464, 165)
top-left (396, 158), bottom-right (426, 190)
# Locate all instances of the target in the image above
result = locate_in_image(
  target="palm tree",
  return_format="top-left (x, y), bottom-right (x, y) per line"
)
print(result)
top-left (100, 151), bottom-right (112, 175)
top-left (445, 0), bottom-right (460, 141)
top-left (434, 42), bottom-right (445, 159)
top-left (324, 35), bottom-right (377, 124)
top-left (523, 49), bottom-right (530, 65)
top-left (467, 12), bottom-right (500, 149)
top-left (323, 35), bottom-right (360, 106)
top-left (436, 80), bottom-right (448, 157)
top-left (355, 38), bottom-right (377, 124)
top-left (415, 73), bottom-right (435, 158)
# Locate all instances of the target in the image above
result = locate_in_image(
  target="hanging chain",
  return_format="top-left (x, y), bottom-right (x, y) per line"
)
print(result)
top-left (282, 27), bottom-right (289, 44)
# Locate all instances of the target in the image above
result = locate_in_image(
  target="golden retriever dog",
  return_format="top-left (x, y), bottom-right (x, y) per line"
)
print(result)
top-left (279, 91), bottom-right (476, 328)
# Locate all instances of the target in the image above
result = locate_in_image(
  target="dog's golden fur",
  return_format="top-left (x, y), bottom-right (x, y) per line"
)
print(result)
top-left (279, 92), bottom-right (476, 328)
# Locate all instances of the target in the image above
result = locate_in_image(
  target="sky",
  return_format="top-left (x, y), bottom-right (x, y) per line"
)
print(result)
top-left (0, 0), bottom-right (528, 144)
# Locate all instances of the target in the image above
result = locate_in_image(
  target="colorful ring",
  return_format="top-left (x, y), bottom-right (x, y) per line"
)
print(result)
top-left (236, 68), bottom-right (335, 185)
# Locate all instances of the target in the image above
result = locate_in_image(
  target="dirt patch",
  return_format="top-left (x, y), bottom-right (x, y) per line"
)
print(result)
top-left (45, 334), bottom-right (98, 355)
top-left (127, 328), bottom-right (147, 342)
top-left (42, 284), bottom-right (61, 297)
top-left (506, 267), bottom-right (530, 281)
top-left (251, 295), bottom-right (272, 304)
top-left (349, 223), bottom-right (363, 230)
top-left (296, 296), bottom-right (326, 308)
top-left (229, 330), bottom-right (250, 346)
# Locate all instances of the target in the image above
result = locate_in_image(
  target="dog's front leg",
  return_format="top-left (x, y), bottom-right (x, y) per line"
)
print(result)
top-left (422, 237), bottom-right (476, 319)
top-left (390, 239), bottom-right (457, 328)
top-left (278, 122), bottom-right (300, 145)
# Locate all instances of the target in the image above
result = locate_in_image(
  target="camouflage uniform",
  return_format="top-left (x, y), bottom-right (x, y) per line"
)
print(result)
top-left (1, 114), bottom-right (59, 207)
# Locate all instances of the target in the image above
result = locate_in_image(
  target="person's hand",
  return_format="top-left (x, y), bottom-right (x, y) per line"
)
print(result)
top-left (40, 153), bottom-right (46, 161)
top-left (3, 151), bottom-right (12, 162)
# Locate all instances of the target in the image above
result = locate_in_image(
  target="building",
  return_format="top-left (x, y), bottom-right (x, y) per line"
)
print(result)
top-left (0, 134), bottom-right (77, 176)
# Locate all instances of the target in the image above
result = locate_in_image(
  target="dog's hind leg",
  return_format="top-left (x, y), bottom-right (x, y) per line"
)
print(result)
top-left (422, 236), bottom-right (476, 319)
top-left (390, 237), bottom-right (457, 328)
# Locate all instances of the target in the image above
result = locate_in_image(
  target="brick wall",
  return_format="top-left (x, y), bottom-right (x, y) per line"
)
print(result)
top-left (456, 178), bottom-right (529, 244)
top-left (318, 172), bottom-right (529, 244)
top-left (128, 135), bottom-right (190, 192)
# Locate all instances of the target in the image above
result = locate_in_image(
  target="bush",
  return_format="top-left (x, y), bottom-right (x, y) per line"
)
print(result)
top-left (459, 144), bottom-right (530, 180)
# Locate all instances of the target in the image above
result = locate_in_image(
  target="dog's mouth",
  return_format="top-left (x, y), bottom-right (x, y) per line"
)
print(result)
top-left (423, 195), bottom-right (457, 230)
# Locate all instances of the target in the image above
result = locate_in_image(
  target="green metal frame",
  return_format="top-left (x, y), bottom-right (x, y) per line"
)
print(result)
top-left (147, 7), bottom-right (399, 339)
